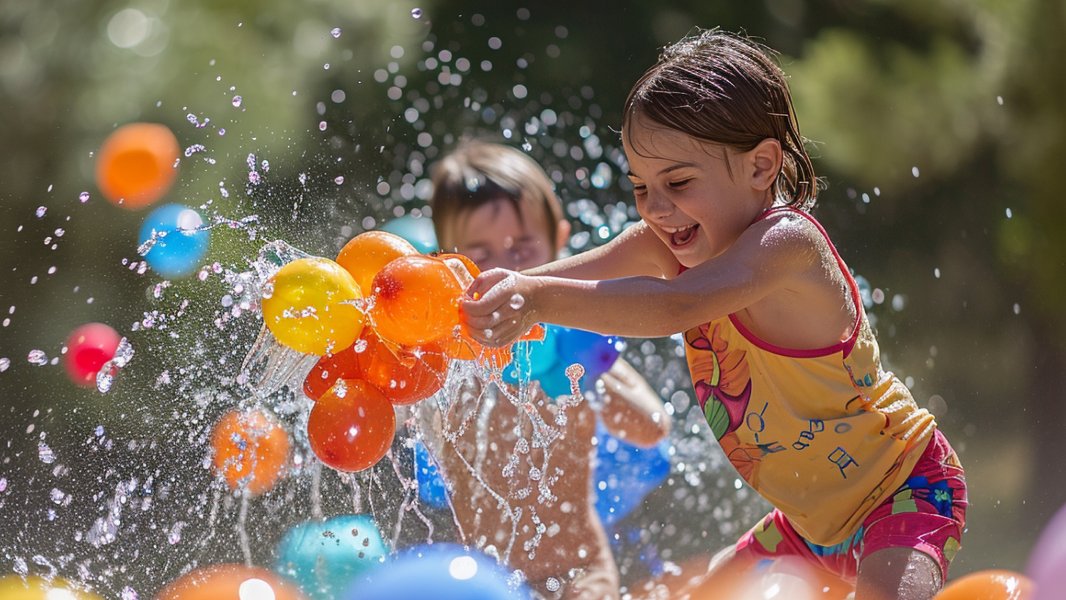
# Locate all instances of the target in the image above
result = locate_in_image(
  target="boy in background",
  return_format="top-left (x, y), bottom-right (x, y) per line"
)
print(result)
top-left (423, 140), bottom-right (671, 600)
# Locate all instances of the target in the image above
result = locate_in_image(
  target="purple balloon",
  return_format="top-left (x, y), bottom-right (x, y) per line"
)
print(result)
top-left (1027, 501), bottom-right (1066, 600)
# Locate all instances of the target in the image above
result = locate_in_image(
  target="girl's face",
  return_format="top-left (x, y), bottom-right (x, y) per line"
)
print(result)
top-left (623, 117), bottom-right (777, 268)
top-left (452, 197), bottom-right (559, 272)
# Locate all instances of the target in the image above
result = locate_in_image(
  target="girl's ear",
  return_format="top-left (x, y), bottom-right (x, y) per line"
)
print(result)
top-left (555, 219), bottom-right (572, 254)
top-left (749, 138), bottom-right (783, 192)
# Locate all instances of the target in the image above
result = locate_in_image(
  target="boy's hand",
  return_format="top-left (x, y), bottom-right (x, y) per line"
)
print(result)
top-left (461, 268), bottom-right (536, 347)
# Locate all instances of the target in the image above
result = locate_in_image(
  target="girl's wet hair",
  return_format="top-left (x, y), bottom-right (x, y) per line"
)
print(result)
top-left (623, 29), bottom-right (819, 210)
top-left (429, 140), bottom-right (563, 251)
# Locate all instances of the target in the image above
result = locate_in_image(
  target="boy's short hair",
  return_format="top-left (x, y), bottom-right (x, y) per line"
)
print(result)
top-left (430, 140), bottom-right (564, 252)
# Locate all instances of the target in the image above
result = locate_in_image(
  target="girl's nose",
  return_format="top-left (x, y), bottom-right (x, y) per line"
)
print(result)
top-left (641, 190), bottom-right (674, 219)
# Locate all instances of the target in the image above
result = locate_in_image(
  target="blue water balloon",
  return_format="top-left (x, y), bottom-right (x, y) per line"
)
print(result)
top-left (414, 440), bottom-right (449, 508)
top-left (276, 514), bottom-right (389, 600)
top-left (349, 543), bottom-right (529, 600)
top-left (138, 203), bottom-right (209, 278)
top-left (505, 325), bottom-right (619, 398)
top-left (379, 214), bottom-right (438, 254)
top-left (592, 421), bottom-right (672, 527)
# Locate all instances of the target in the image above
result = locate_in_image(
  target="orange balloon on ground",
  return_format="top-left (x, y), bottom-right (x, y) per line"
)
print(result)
top-left (155, 564), bottom-right (307, 600)
top-left (369, 255), bottom-right (463, 346)
top-left (307, 379), bottom-right (396, 472)
top-left (336, 230), bottom-right (418, 295)
top-left (95, 122), bottom-right (180, 209)
top-left (211, 409), bottom-right (290, 495)
top-left (936, 569), bottom-right (1035, 600)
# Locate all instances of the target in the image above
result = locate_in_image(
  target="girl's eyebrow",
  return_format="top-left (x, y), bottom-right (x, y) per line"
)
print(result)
top-left (627, 163), bottom-right (696, 178)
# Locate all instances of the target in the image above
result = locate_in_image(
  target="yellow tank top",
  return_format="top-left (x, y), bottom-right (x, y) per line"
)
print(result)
top-left (684, 208), bottom-right (935, 547)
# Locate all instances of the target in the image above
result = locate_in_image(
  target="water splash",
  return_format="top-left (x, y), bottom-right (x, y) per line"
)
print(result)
top-left (96, 337), bottom-right (135, 393)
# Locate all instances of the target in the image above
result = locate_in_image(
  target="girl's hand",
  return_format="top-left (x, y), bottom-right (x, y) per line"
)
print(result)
top-left (461, 268), bottom-right (538, 347)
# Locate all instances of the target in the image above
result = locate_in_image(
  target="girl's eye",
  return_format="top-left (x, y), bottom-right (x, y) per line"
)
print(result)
top-left (669, 179), bottom-right (692, 188)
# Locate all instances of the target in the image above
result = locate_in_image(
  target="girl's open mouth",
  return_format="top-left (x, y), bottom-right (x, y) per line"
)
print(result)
top-left (667, 224), bottom-right (699, 248)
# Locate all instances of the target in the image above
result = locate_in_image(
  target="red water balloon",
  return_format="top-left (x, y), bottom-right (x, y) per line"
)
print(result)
top-left (307, 379), bottom-right (396, 472)
top-left (64, 323), bottom-right (121, 387)
top-left (95, 122), bottom-right (180, 209)
top-left (369, 255), bottom-right (463, 346)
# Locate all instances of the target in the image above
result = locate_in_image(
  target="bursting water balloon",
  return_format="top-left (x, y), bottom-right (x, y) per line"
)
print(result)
top-left (261, 257), bottom-right (365, 356)
top-left (139, 204), bottom-right (210, 278)
top-left (369, 255), bottom-right (463, 346)
top-left (95, 122), bottom-right (180, 209)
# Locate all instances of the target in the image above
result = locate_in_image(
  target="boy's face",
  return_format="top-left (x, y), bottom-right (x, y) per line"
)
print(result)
top-left (451, 198), bottom-right (557, 272)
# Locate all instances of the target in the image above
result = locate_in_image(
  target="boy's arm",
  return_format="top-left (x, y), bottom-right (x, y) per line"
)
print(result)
top-left (598, 358), bottom-right (670, 448)
top-left (524, 221), bottom-right (678, 280)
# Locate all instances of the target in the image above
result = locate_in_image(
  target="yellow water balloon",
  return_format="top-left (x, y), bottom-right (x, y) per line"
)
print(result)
top-left (0, 576), bottom-right (104, 600)
top-left (262, 257), bottom-right (365, 356)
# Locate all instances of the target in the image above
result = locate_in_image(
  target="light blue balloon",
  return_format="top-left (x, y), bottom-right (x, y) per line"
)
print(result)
top-left (505, 325), bottom-right (618, 399)
top-left (350, 543), bottom-right (529, 600)
top-left (276, 514), bottom-right (389, 600)
top-left (379, 215), bottom-right (438, 254)
top-left (138, 203), bottom-right (209, 278)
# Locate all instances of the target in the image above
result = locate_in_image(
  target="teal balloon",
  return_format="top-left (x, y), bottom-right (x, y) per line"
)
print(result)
top-left (504, 325), bottom-right (618, 398)
top-left (276, 514), bottom-right (389, 600)
top-left (379, 215), bottom-right (438, 254)
top-left (138, 203), bottom-right (210, 278)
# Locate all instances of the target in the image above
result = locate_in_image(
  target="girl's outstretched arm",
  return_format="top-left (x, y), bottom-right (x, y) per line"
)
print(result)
top-left (462, 213), bottom-right (831, 347)
top-left (524, 220), bottom-right (677, 280)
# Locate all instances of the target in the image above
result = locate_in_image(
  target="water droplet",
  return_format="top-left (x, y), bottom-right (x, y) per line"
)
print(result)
top-left (912, 166), bottom-right (920, 178)
top-left (27, 350), bottom-right (47, 365)
top-left (50, 488), bottom-right (65, 504)
top-left (509, 294), bottom-right (525, 310)
top-left (546, 577), bottom-right (560, 592)
top-left (36, 206), bottom-right (47, 217)
top-left (0, 358), bottom-right (8, 372)
top-left (319, 121), bottom-right (328, 131)
top-left (121, 587), bottom-right (139, 600)
top-left (411, 8), bottom-right (423, 18)
top-left (331, 27), bottom-right (341, 38)
top-left (0, 478), bottom-right (6, 492)
top-left (38, 442), bottom-right (55, 464)
top-left (334, 176), bottom-right (344, 185)
top-left (79, 192), bottom-right (90, 203)
top-left (232, 95), bottom-right (242, 107)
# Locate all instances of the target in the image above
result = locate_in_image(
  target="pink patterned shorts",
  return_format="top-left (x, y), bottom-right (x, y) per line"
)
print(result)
top-left (735, 429), bottom-right (967, 583)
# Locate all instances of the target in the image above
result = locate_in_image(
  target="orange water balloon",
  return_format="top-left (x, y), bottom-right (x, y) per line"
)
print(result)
top-left (336, 230), bottom-right (419, 295)
top-left (935, 570), bottom-right (1035, 600)
top-left (369, 255), bottom-right (463, 346)
top-left (155, 564), bottom-right (307, 600)
top-left (303, 334), bottom-right (449, 405)
top-left (262, 257), bottom-right (365, 356)
top-left (211, 409), bottom-right (290, 495)
top-left (307, 379), bottom-right (396, 472)
top-left (95, 122), bottom-right (180, 209)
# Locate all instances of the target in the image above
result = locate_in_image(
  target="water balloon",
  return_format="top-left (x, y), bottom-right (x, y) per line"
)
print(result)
top-left (307, 379), bottom-right (395, 472)
top-left (139, 203), bottom-right (210, 278)
top-left (413, 439), bottom-right (449, 508)
top-left (95, 122), bottom-right (180, 209)
top-left (348, 543), bottom-right (529, 600)
top-left (211, 409), bottom-right (291, 496)
top-left (369, 255), bottom-right (462, 346)
top-left (261, 257), bottom-right (365, 356)
top-left (275, 514), bottom-right (389, 600)
top-left (335, 230), bottom-right (418, 296)
top-left (1028, 501), bottom-right (1066, 600)
top-left (935, 569), bottom-right (1034, 600)
top-left (155, 564), bottom-right (307, 600)
top-left (0, 576), bottom-right (104, 600)
top-left (593, 421), bottom-right (671, 527)
top-left (378, 214), bottom-right (439, 254)
top-left (64, 322), bottom-right (121, 387)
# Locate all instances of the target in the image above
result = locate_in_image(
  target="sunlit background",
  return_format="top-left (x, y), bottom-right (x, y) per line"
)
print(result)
top-left (2, 0), bottom-right (1065, 597)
